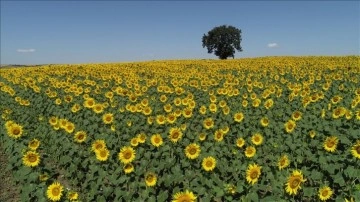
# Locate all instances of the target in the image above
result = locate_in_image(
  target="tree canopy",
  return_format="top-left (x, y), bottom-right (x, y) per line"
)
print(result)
top-left (202, 25), bottom-right (243, 59)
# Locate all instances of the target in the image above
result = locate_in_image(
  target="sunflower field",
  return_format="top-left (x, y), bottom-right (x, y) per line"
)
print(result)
top-left (0, 56), bottom-right (359, 202)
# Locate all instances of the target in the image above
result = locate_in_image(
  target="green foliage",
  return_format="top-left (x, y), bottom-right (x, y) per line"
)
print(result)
top-left (202, 25), bottom-right (243, 59)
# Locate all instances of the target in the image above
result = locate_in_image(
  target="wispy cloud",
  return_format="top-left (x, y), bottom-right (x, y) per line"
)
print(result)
top-left (267, 43), bottom-right (278, 48)
top-left (17, 49), bottom-right (36, 53)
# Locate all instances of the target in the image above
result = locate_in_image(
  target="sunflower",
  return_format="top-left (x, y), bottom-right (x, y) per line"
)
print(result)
top-left (118, 146), bottom-right (136, 164)
top-left (49, 116), bottom-right (58, 126)
top-left (214, 130), bottom-right (224, 142)
top-left (172, 190), bottom-right (197, 202)
top-left (291, 111), bottom-right (302, 121)
top-left (222, 106), bottom-right (230, 115)
top-left (23, 151), bottom-right (40, 167)
top-left (332, 107), bottom-right (346, 119)
top-left (252, 98), bottom-right (261, 107)
top-left (220, 126), bottom-right (230, 134)
top-left (174, 109), bottom-right (182, 117)
top-left (74, 131), bottom-right (87, 143)
top-left (260, 117), bottom-right (269, 127)
top-left (242, 100), bottom-right (249, 107)
top-left (83, 98), bottom-right (95, 108)
top-left (102, 113), bottom-right (114, 124)
top-left (168, 127), bottom-right (183, 143)
top-left (71, 104), bottom-right (81, 113)
top-left (95, 148), bottom-right (110, 161)
top-left (251, 133), bottom-right (263, 146)
top-left (160, 94), bottom-right (168, 103)
top-left (93, 103), bottom-right (104, 114)
top-left (199, 105), bottom-right (207, 115)
top-left (323, 136), bottom-right (338, 152)
top-left (309, 130), bottom-right (316, 138)
top-left (59, 118), bottom-right (68, 129)
top-left (355, 110), bottom-right (360, 120)
top-left (5, 120), bottom-right (14, 128)
top-left (181, 124), bottom-right (187, 131)
top-left (225, 184), bottom-right (236, 195)
top-left (64, 122), bottom-right (75, 134)
top-left (234, 112), bottom-right (244, 123)
top-left (318, 186), bottom-right (333, 201)
top-left (321, 109), bottom-right (326, 118)
top-left (156, 114), bottom-right (166, 125)
top-left (278, 155), bottom-right (290, 170)
top-left (163, 103), bottom-right (172, 113)
top-left (331, 95), bottom-right (342, 104)
top-left (91, 140), bottom-right (106, 152)
top-left (166, 113), bottom-right (177, 124)
top-left (142, 106), bottom-right (152, 115)
top-left (285, 170), bottom-right (306, 195)
top-left (137, 133), bottom-right (146, 143)
top-left (151, 134), bottom-right (163, 147)
top-left (245, 146), bottom-right (256, 158)
top-left (203, 118), bottom-right (214, 129)
top-left (67, 191), bottom-right (79, 201)
top-left (198, 133), bottom-right (206, 141)
top-left (124, 163), bottom-right (134, 174)
top-left (202, 156), bottom-right (216, 172)
top-left (145, 172), bottom-right (157, 187)
top-left (345, 110), bottom-right (353, 120)
top-left (130, 137), bottom-right (139, 147)
top-left (39, 173), bottom-right (49, 182)
top-left (246, 163), bottom-right (261, 185)
top-left (46, 182), bottom-right (63, 201)
top-left (345, 198), bottom-right (355, 202)
top-left (28, 139), bottom-right (40, 150)
top-left (64, 95), bottom-right (73, 103)
top-left (7, 123), bottom-right (23, 139)
top-left (182, 107), bottom-right (193, 118)
top-left (184, 143), bottom-right (201, 159)
top-left (350, 140), bottom-right (360, 159)
top-left (209, 103), bottom-right (217, 113)
top-left (284, 120), bottom-right (296, 133)
top-left (236, 137), bottom-right (245, 148)
top-left (55, 98), bottom-right (62, 105)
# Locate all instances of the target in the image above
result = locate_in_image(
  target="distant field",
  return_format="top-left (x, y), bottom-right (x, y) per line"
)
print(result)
top-left (0, 56), bottom-right (359, 201)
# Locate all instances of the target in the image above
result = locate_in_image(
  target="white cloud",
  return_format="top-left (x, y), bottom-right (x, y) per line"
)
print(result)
top-left (17, 49), bottom-right (36, 53)
top-left (267, 43), bottom-right (278, 48)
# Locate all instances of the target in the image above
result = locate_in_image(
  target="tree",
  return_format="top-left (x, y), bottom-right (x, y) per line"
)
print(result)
top-left (202, 25), bottom-right (243, 59)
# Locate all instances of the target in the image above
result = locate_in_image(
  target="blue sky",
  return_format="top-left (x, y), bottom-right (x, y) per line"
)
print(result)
top-left (1, 1), bottom-right (359, 64)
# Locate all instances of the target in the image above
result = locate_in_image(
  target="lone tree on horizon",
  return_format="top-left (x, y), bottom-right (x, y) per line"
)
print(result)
top-left (202, 25), bottom-right (243, 59)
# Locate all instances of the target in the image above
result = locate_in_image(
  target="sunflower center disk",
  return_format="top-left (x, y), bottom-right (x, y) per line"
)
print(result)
top-left (52, 188), bottom-right (60, 196)
top-left (250, 171), bottom-right (258, 179)
top-left (189, 148), bottom-right (196, 155)
top-left (100, 151), bottom-right (107, 157)
top-left (356, 146), bottom-right (360, 154)
top-left (327, 141), bottom-right (335, 148)
top-left (124, 151), bottom-right (132, 159)
top-left (290, 178), bottom-right (300, 188)
top-left (13, 128), bottom-right (20, 135)
top-left (29, 154), bottom-right (37, 162)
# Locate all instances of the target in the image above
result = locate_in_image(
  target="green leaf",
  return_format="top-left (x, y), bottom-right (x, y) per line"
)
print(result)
top-left (247, 192), bottom-right (258, 202)
top-left (344, 166), bottom-right (357, 178)
top-left (310, 170), bottom-right (323, 181)
top-left (303, 187), bottom-right (314, 197)
top-left (157, 190), bottom-right (168, 202)
top-left (213, 186), bottom-right (224, 197)
top-left (96, 194), bottom-right (106, 202)
top-left (236, 182), bottom-right (244, 193)
top-left (333, 173), bottom-right (345, 186)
